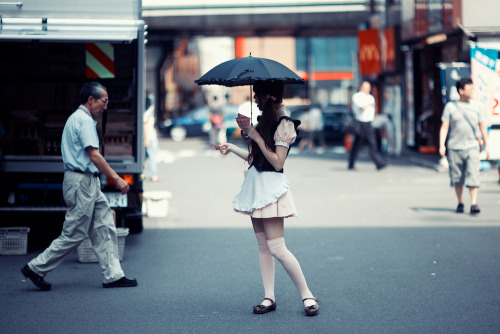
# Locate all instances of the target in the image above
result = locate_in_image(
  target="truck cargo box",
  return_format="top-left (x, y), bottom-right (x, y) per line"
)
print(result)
top-left (0, 0), bottom-right (146, 233)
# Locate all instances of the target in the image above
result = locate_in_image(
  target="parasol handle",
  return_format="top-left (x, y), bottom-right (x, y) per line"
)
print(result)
top-left (250, 84), bottom-right (253, 127)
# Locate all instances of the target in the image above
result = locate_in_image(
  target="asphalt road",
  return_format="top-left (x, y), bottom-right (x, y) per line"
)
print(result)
top-left (1, 137), bottom-right (499, 334)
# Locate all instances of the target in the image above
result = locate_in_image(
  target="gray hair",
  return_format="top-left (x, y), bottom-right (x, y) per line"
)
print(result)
top-left (80, 82), bottom-right (107, 104)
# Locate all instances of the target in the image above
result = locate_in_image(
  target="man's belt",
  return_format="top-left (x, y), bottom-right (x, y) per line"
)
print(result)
top-left (70, 169), bottom-right (100, 177)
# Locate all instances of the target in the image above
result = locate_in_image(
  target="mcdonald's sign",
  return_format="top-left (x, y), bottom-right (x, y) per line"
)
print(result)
top-left (358, 29), bottom-right (381, 75)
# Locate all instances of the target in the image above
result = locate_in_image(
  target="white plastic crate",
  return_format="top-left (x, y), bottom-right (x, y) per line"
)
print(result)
top-left (0, 227), bottom-right (30, 255)
top-left (142, 190), bottom-right (172, 218)
top-left (77, 227), bottom-right (129, 263)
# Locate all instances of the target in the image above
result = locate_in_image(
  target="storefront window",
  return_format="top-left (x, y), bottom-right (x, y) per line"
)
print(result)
top-left (333, 37), bottom-right (357, 70)
top-left (295, 37), bottom-right (357, 72)
top-left (295, 38), bottom-right (307, 71)
top-left (428, 0), bottom-right (443, 33)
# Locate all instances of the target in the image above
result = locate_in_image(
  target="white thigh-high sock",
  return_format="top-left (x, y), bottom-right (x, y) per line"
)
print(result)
top-left (255, 232), bottom-right (275, 306)
top-left (267, 237), bottom-right (315, 307)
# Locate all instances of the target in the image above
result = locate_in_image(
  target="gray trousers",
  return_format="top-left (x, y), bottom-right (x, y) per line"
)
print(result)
top-left (29, 171), bottom-right (124, 283)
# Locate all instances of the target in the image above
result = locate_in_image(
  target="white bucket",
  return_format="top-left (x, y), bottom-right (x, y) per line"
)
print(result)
top-left (143, 190), bottom-right (172, 218)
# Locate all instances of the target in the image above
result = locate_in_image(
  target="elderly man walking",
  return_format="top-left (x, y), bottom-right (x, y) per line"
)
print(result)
top-left (21, 82), bottom-right (138, 290)
top-left (439, 78), bottom-right (490, 215)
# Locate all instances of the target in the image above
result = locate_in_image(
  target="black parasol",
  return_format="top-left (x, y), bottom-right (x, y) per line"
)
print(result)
top-left (195, 55), bottom-right (305, 126)
top-left (195, 55), bottom-right (305, 87)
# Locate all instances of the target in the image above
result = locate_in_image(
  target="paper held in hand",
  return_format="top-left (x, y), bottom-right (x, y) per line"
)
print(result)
top-left (236, 113), bottom-right (251, 128)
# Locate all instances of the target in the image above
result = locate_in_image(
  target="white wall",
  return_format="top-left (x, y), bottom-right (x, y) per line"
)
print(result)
top-left (462, 0), bottom-right (500, 28)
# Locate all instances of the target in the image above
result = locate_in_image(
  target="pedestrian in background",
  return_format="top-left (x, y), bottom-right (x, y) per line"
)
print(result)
top-left (297, 107), bottom-right (313, 152)
top-left (348, 81), bottom-right (387, 170)
top-left (238, 95), bottom-right (259, 125)
top-left (372, 113), bottom-right (394, 157)
top-left (208, 95), bottom-right (226, 147)
top-left (311, 104), bottom-right (328, 153)
top-left (144, 92), bottom-right (160, 182)
top-left (212, 81), bottom-right (319, 317)
top-left (21, 82), bottom-right (137, 290)
top-left (298, 105), bottom-right (326, 153)
top-left (439, 77), bottom-right (490, 215)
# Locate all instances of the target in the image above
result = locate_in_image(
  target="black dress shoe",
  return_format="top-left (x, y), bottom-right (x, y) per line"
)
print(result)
top-left (21, 265), bottom-right (51, 291)
top-left (377, 163), bottom-right (388, 171)
top-left (456, 203), bottom-right (464, 213)
top-left (102, 277), bottom-right (138, 288)
top-left (253, 298), bottom-right (276, 314)
top-left (303, 297), bottom-right (319, 316)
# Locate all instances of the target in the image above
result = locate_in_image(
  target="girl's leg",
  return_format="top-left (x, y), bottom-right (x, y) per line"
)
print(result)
top-left (261, 217), bottom-right (316, 307)
top-left (252, 218), bottom-right (275, 306)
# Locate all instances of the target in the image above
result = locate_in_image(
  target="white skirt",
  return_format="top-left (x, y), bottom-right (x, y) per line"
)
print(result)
top-left (233, 166), bottom-right (297, 218)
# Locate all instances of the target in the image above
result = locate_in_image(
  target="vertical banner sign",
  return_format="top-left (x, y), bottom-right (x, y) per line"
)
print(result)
top-left (86, 43), bottom-right (115, 79)
top-left (493, 59), bottom-right (500, 125)
top-left (404, 51), bottom-right (415, 147)
top-left (490, 60), bottom-right (500, 160)
top-left (470, 45), bottom-right (498, 126)
top-left (438, 63), bottom-right (470, 104)
top-left (235, 37), bottom-right (246, 59)
top-left (358, 29), bottom-right (381, 76)
top-left (381, 27), bottom-right (396, 73)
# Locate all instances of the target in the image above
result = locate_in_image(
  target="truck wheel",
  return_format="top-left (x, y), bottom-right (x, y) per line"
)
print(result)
top-left (170, 126), bottom-right (187, 142)
top-left (125, 215), bottom-right (143, 234)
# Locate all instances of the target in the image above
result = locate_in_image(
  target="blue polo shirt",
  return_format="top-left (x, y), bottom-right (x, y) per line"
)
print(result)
top-left (61, 106), bottom-right (99, 173)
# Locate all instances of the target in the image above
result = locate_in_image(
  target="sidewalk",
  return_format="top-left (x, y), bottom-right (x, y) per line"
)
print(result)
top-left (292, 145), bottom-right (445, 171)
top-left (394, 148), bottom-right (443, 171)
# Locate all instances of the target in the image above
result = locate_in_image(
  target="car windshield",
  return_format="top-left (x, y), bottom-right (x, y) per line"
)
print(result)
top-left (325, 113), bottom-right (346, 121)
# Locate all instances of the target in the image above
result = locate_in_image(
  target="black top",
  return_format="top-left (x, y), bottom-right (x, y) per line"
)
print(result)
top-left (250, 116), bottom-right (301, 173)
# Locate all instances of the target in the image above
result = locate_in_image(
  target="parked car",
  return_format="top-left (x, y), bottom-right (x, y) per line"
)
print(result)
top-left (288, 104), bottom-right (348, 145)
top-left (160, 104), bottom-right (239, 142)
top-left (222, 104), bottom-right (239, 138)
top-left (322, 104), bottom-right (349, 143)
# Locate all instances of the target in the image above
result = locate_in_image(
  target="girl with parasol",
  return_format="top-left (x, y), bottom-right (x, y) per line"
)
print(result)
top-left (212, 81), bottom-right (319, 316)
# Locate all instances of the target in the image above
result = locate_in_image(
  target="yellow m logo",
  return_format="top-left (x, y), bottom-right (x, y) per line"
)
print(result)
top-left (360, 44), bottom-right (380, 62)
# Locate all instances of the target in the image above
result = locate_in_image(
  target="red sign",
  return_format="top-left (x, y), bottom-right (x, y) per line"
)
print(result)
top-left (358, 29), bottom-right (381, 75)
top-left (381, 27), bottom-right (396, 73)
top-left (415, 0), bottom-right (429, 36)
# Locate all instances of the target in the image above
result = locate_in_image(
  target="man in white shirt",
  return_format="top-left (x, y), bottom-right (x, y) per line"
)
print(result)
top-left (348, 81), bottom-right (387, 170)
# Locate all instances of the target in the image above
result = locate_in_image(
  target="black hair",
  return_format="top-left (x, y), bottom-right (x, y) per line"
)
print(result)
top-left (360, 80), bottom-right (371, 87)
top-left (80, 82), bottom-right (107, 104)
top-left (456, 77), bottom-right (473, 91)
top-left (247, 81), bottom-right (285, 167)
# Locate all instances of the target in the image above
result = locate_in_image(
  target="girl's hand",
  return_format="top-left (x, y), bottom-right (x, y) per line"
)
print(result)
top-left (219, 144), bottom-right (231, 155)
top-left (211, 143), bottom-right (231, 155)
top-left (242, 127), bottom-right (260, 141)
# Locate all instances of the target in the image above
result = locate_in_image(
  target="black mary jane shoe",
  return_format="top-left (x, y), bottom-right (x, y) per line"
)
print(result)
top-left (253, 298), bottom-right (277, 314)
top-left (303, 297), bottom-right (319, 317)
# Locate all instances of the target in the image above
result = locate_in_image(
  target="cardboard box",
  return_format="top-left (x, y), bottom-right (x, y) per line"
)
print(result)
top-left (104, 144), bottom-right (133, 156)
top-left (105, 122), bottom-right (135, 135)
